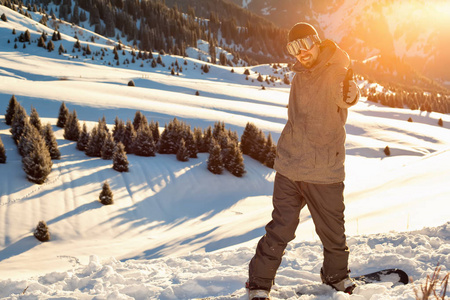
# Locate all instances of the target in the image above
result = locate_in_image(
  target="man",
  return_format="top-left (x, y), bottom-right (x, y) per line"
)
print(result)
top-left (247, 22), bottom-right (360, 300)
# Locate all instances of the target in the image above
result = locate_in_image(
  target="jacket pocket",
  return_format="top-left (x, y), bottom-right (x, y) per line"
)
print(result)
top-left (276, 122), bottom-right (293, 159)
top-left (315, 145), bottom-right (337, 168)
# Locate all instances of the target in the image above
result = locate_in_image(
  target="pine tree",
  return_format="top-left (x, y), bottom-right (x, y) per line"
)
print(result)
top-left (219, 133), bottom-right (233, 168)
top-left (157, 124), bottom-right (170, 154)
top-left (176, 138), bottom-right (189, 162)
top-left (18, 118), bottom-right (35, 157)
top-left (85, 126), bottom-right (103, 157)
top-left (10, 104), bottom-right (28, 144)
top-left (63, 110), bottom-right (81, 141)
top-left (113, 117), bottom-right (126, 143)
top-left (201, 126), bottom-right (213, 153)
top-left (41, 123), bottom-right (60, 159)
top-left (184, 127), bottom-right (197, 158)
top-left (34, 220), bottom-right (50, 242)
top-left (57, 102), bottom-right (69, 128)
top-left (193, 127), bottom-right (204, 153)
top-left (123, 120), bottom-right (136, 153)
top-left (207, 140), bottom-right (223, 174)
top-left (101, 132), bottom-right (115, 160)
top-left (58, 43), bottom-right (65, 55)
top-left (240, 122), bottom-right (264, 160)
top-left (262, 133), bottom-right (276, 168)
top-left (133, 111), bottom-right (148, 131)
top-left (134, 126), bottom-right (156, 157)
top-left (77, 122), bottom-right (89, 151)
top-left (5, 95), bottom-right (19, 125)
top-left (0, 137), bottom-right (6, 163)
top-left (149, 120), bottom-right (160, 144)
top-left (227, 143), bottom-right (246, 177)
top-left (47, 40), bottom-right (55, 52)
top-left (22, 132), bottom-right (53, 184)
top-left (30, 106), bottom-right (42, 132)
top-left (113, 142), bottom-right (129, 172)
top-left (99, 181), bottom-right (113, 205)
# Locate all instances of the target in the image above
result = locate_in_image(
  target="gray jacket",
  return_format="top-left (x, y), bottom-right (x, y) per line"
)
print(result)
top-left (274, 40), bottom-right (360, 184)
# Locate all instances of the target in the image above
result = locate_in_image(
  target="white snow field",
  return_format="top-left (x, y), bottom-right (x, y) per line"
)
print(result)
top-left (0, 4), bottom-right (449, 300)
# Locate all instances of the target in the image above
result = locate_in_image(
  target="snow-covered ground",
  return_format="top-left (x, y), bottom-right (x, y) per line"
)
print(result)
top-left (0, 4), bottom-right (449, 300)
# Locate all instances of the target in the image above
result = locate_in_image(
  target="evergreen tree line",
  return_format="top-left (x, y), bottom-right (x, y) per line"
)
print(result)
top-left (57, 102), bottom-right (130, 172)
top-left (57, 103), bottom-right (281, 177)
top-left (240, 122), bottom-right (276, 169)
top-left (4, 95), bottom-right (60, 184)
top-left (364, 84), bottom-right (450, 115)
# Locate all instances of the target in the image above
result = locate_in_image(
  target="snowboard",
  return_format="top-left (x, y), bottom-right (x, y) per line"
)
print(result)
top-left (296, 268), bottom-right (409, 297)
top-left (352, 268), bottom-right (409, 285)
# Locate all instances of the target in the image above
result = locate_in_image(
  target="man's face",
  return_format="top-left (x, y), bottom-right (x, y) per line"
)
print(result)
top-left (296, 44), bottom-right (320, 69)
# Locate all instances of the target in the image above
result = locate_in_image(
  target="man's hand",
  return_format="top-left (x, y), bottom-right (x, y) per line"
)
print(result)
top-left (340, 69), bottom-right (358, 105)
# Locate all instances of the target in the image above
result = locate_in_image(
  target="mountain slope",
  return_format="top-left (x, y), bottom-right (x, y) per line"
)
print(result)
top-left (232, 0), bottom-right (450, 87)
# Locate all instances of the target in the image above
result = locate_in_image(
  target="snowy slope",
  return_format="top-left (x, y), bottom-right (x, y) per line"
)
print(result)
top-left (0, 4), bottom-right (449, 299)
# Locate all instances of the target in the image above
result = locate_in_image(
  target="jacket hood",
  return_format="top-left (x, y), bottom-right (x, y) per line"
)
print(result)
top-left (291, 40), bottom-right (350, 74)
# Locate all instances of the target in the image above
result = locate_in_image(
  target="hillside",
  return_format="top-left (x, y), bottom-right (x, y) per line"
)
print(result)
top-left (0, 3), bottom-right (450, 299)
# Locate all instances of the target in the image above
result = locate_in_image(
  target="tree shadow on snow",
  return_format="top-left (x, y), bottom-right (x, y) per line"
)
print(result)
top-left (0, 236), bottom-right (39, 262)
top-left (46, 201), bottom-right (103, 226)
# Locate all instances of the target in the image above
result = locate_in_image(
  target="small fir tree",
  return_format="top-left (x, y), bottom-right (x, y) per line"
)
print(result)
top-left (207, 140), bottom-right (224, 174)
top-left (29, 106), bottom-right (42, 132)
top-left (112, 117), bottom-right (126, 142)
top-left (263, 134), bottom-right (277, 169)
top-left (85, 126), bottom-right (102, 157)
top-left (18, 118), bottom-right (35, 157)
top-left (77, 122), bottom-right (89, 151)
top-left (42, 123), bottom-right (60, 159)
top-left (227, 143), bottom-right (246, 177)
top-left (56, 102), bottom-right (69, 128)
top-left (123, 120), bottom-right (136, 153)
top-left (157, 124), bottom-right (170, 154)
top-left (99, 181), bottom-right (113, 205)
top-left (101, 132), bottom-right (115, 160)
top-left (184, 128), bottom-right (198, 158)
top-left (384, 146), bottom-right (391, 156)
top-left (22, 133), bottom-right (53, 184)
top-left (134, 126), bottom-right (156, 157)
top-left (10, 105), bottom-right (28, 144)
top-left (34, 220), bottom-right (50, 242)
top-left (63, 110), bottom-right (81, 141)
top-left (149, 120), bottom-right (160, 144)
top-left (113, 142), bottom-right (129, 172)
top-left (58, 43), bottom-right (65, 55)
top-left (5, 95), bottom-right (19, 125)
top-left (133, 111), bottom-right (148, 131)
top-left (176, 138), bottom-right (189, 162)
top-left (0, 137), bottom-right (6, 163)
top-left (200, 126), bottom-right (213, 153)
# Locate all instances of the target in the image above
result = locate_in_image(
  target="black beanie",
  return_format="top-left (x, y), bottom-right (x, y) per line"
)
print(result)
top-left (288, 22), bottom-right (319, 42)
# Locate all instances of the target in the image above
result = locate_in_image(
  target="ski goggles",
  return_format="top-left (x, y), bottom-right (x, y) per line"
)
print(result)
top-left (286, 35), bottom-right (321, 56)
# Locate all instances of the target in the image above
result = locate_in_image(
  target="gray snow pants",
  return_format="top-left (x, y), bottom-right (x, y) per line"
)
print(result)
top-left (248, 172), bottom-right (349, 291)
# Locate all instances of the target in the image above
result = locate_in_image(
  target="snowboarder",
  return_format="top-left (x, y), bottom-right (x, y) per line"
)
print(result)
top-left (247, 22), bottom-right (360, 300)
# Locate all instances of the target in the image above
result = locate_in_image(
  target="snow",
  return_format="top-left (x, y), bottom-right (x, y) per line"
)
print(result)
top-left (0, 4), bottom-right (450, 300)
